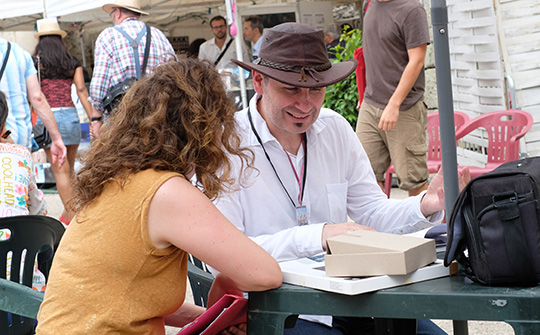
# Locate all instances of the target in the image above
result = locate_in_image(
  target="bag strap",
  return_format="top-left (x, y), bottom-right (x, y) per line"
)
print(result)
top-left (0, 42), bottom-right (11, 81)
top-left (444, 181), bottom-right (471, 266)
top-left (114, 24), bottom-right (150, 79)
top-left (141, 25), bottom-right (151, 76)
top-left (214, 38), bottom-right (234, 66)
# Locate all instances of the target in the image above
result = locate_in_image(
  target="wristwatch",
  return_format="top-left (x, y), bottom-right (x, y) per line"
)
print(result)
top-left (91, 116), bottom-right (103, 122)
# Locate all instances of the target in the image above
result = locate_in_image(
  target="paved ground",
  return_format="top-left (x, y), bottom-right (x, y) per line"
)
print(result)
top-left (43, 188), bottom-right (514, 334)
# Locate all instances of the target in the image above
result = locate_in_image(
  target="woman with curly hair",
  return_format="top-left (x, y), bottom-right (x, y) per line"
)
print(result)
top-left (35, 59), bottom-right (282, 334)
top-left (33, 20), bottom-right (96, 225)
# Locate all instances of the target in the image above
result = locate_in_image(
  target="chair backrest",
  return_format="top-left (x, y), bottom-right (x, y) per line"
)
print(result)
top-left (0, 215), bottom-right (65, 335)
top-left (455, 110), bottom-right (533, 163)
top-left (426, 111), bottom-right (470, 162)
top-left (187, 255), bottom-right (214, 308)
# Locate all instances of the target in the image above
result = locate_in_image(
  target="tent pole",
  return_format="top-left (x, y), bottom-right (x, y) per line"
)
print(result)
top-left (431, 0), bottom-right (459, 219)
top-left (233, 3), bottom-right (248, 108)
top-left (79, 33), bottom-right (86, 68)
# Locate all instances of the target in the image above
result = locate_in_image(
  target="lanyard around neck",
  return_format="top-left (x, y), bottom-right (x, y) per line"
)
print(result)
top-left (247, 109), bottom-right (308, 208)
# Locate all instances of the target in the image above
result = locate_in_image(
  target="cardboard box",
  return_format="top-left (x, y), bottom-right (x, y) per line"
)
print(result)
top-left (325, 230), bottom-right (436, 277)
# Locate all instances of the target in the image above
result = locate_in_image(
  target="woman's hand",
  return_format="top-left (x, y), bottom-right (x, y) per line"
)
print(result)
top-left (207, 273), bottom-right (244, 308)
top-left (220, 323), bottom-right (246, 335)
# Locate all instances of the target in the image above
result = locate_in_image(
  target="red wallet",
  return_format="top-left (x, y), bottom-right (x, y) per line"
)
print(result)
top-left (177, 294), bottom-right (248, 335)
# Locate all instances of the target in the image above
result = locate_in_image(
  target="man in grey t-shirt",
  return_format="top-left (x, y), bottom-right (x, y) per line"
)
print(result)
top-left (356, 0), bottom-right (430, 197)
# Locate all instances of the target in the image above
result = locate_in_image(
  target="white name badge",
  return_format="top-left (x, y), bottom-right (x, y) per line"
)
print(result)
top-left (296, 205), bottom-right (308, 226)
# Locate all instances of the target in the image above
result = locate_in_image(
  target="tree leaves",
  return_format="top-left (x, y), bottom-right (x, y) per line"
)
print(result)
top-left (323, 27), bottom-right (363, 129)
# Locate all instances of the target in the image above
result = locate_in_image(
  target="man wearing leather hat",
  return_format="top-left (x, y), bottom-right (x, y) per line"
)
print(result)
top-left (213, 22), bottom-right (458, 334)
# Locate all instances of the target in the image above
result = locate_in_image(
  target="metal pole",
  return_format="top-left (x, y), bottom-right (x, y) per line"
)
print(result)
top-left (431, 10), bottom-right (471, 334)
top-left (225, 0), bottom-right (248, 108)
top-left (233, 7), bottom-right (248, 108)
top-left (431, 0), bottom-right (459, 220)
top-left (79, 34), bottom-right (86, 68)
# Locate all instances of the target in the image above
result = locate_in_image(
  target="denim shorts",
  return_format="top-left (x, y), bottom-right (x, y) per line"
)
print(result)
top-left (37, 107), bottom-right (81, 147)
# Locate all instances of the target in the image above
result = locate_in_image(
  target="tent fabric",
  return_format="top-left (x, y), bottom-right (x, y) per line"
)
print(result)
top-left (1, 0), bottom-right (44, 20)
top-left (47, 0), bottom-right (106, 18)
top-left (0, 0), bottom-right (107, 20)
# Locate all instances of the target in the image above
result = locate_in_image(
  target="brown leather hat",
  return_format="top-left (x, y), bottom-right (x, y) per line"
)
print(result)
top-left (233, 22), bottom-right (357, 88)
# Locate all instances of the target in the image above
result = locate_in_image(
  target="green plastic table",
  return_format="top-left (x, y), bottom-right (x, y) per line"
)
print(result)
top-left (247, 275), bottom-right (540, 334)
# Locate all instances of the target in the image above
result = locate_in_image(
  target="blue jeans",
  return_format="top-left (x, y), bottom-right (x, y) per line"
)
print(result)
top-left (284, 317), bottom-right (446, 335)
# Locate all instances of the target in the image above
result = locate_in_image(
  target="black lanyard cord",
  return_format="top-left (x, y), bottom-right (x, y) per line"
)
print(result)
top-left (247, 109), bottom-right (308, 208)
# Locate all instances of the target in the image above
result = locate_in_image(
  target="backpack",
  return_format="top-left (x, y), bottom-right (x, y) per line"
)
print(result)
top-left (444, 157), bottom-right (540, 286)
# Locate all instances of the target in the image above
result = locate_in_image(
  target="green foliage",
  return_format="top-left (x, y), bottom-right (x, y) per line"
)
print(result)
top-left (323, 27), bottom-right (363, 128)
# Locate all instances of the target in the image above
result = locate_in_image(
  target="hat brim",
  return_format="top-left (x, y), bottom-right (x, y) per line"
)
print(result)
top-left (35, 30), bottom-right (67, 39)
top-left (102, 4), bottom-right (149, 15)
top-left (232, 58), bottom-right (357, 88)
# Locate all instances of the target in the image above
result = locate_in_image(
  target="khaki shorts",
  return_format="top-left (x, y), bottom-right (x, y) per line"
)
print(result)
top-left (356, 100), bottom-right (428, 191)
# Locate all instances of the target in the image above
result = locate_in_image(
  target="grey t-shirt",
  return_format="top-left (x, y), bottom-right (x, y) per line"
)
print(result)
top-left (363, 0), bottom-right (430, 110)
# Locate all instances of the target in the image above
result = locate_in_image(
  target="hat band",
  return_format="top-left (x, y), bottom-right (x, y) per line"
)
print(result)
top-left (255, 58), bottom-right (332, 83)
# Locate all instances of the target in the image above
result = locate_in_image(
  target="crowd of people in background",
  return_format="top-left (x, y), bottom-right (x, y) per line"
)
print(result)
top-left (0, 0), bottom-right (471, 334)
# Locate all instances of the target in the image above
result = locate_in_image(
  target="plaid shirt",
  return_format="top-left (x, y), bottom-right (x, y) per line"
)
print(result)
top-left (89, 18), bottom-right (175, 113)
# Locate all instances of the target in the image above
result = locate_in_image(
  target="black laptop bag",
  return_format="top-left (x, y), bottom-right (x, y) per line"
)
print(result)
top-left (444, 157), bottom-right (540, 286)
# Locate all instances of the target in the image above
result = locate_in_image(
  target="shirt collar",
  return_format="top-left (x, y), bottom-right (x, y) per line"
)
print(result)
top-left (211, 36), bottom-right (231, 47)
top-left (123, 17), bottom-right (139, 23)
top-left (246, 94), bottom-right (326, 147)
top-left (253, 37), bottom-right (263, 51)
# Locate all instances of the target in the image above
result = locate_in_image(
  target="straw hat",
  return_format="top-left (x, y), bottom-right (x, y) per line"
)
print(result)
top-left (102, 0), bottom-right (149, 16)
top-left (34, 21), bottom-right (67, 39)
top-left (232, 23), bottom-right (357, 88)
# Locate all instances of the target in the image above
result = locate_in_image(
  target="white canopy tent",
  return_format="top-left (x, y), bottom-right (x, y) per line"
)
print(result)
top-left (1, 0), bottom-right (354, 106)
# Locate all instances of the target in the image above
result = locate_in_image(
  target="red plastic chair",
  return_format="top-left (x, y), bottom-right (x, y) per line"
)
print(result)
top-left (455, 109), bottom-right (533, 179)
top-left (384, 111), bottom-right (470, 198)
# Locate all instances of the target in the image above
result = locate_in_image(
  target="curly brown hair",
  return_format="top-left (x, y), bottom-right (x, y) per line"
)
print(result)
top-left (70, 59), bottom-right (252, 213)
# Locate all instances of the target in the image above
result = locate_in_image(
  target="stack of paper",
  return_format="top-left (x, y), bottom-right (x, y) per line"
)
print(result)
top-left (280, 254), bottom-right (455, 295)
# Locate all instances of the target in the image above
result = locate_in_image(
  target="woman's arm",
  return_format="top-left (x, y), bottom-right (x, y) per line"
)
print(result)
top-left (148, 177), bottom-right (282, 293)
top-left (73, 67), bottom-right (97, 122)
top-left (163, 302), bottom-right (205, 328)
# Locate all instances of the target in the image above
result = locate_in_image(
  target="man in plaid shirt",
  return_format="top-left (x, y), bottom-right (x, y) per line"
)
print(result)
top-left (89, 0), bottom-right (174, 135)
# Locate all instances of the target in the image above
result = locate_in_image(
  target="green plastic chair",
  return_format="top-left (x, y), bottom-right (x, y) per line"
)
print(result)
top-left (187, 255), bottom-right (214, 308)
top-left (0, 215), bottom-right (65, 335)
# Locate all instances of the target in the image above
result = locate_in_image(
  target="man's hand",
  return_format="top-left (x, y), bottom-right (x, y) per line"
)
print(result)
top-left (378, 104), bottom-right (400, 131)
top-left (90, 120), bottom-right (103, 138)
top-left (322, 222), bottom-right (376, 251)
top-left (420, 167), bottom-right (471, 217)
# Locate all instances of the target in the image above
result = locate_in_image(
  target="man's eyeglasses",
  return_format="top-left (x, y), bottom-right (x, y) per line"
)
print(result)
top-left (211, 24), bottom-right (227, 30)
